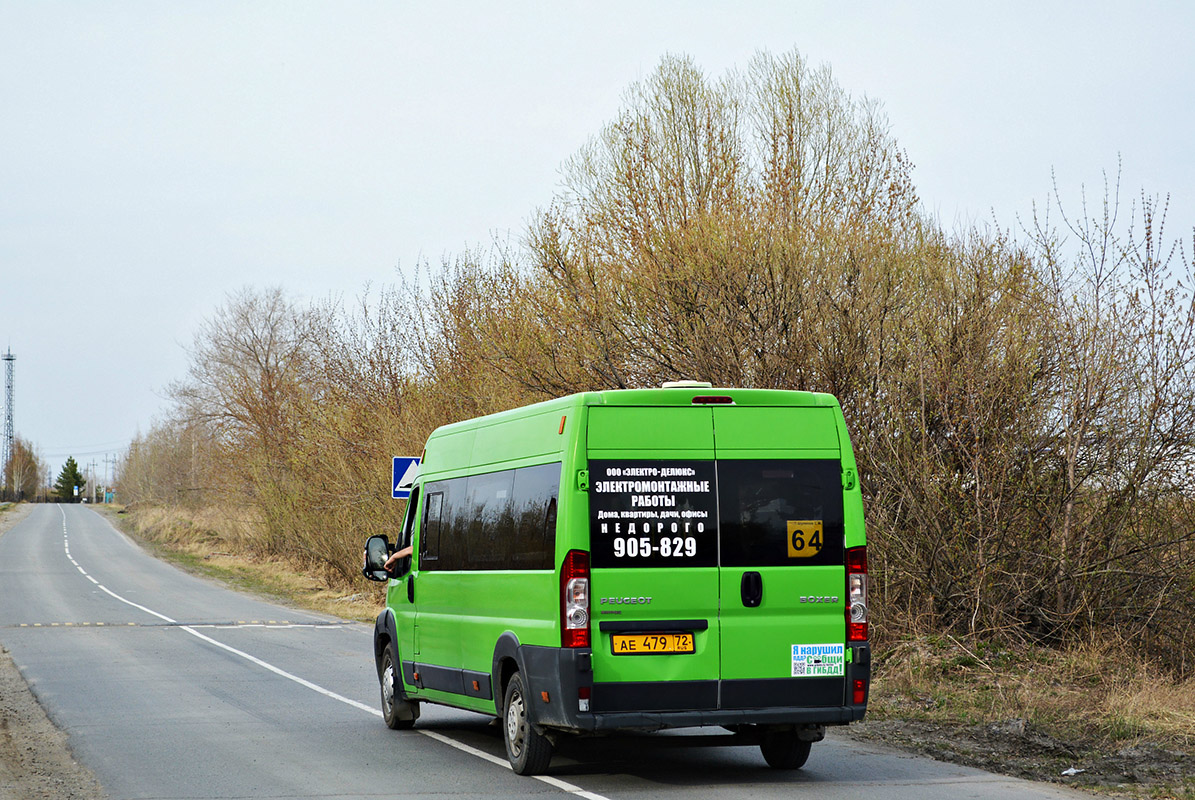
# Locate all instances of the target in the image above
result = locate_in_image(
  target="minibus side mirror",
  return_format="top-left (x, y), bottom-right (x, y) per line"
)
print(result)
top-left (362, 535), bottom-right (393, 582)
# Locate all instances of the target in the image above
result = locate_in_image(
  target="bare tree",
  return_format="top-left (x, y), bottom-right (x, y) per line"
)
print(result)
top-left (4, 436), bottom-right (46, 500)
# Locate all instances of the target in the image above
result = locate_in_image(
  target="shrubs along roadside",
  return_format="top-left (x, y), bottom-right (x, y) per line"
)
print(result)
top-left (118, 51), bottom-right (1195, 682)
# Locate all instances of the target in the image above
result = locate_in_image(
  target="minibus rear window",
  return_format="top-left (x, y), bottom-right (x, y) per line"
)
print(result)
top-left (718, 459), bottom-right (844, 568)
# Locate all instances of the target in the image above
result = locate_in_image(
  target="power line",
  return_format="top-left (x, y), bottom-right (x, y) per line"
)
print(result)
top-left (43, 448), bottom-right (125, 459)
top-left (43, 440), bottom-right (128, 452)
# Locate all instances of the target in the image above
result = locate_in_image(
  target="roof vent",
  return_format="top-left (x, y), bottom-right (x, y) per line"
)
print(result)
top-left (661, 380), bottom-right (713, 389)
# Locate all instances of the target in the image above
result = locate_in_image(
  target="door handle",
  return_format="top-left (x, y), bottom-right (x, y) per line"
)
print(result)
top-left (740, 571), bottom-right (763, 607)
top-left (407, 574), bottom-right (415, 603)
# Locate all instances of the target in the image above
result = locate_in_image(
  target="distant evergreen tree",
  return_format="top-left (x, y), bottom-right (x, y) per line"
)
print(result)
top-left (53, 457), bottom-right (86, 503)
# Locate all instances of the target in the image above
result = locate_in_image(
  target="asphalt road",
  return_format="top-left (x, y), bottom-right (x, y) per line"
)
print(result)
top-left (0, 505), bottom-right (1093, 800)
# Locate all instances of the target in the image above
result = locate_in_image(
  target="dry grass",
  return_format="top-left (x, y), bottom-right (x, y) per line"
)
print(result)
top-left (870, 630), bottom-right (1195, 750)
top-left (119, 502), bottom-right (262, 551)
top-left (863, 631), bottom-right (1195, 796)
top-left (1101, 669), bottom-right (1195, 747)
top-left (101, 504), bottom-right (385, 624)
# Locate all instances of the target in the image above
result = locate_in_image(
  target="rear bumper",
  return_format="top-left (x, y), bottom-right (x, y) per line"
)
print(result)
top-left (520, 643), bottom-right (870, 733)
top-left (573, 704), bottom-right (864, 732)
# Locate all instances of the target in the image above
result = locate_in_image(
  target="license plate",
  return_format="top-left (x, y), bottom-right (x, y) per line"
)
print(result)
top-left (611, 632), bottom-right (695, 655)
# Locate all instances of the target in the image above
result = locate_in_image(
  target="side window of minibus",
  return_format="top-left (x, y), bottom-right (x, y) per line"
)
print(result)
top-left (510, 463), bottom-right (559, 570)
top-left (464, 470), bottom-right (516, 570)
top-left (398, 486), bottom-right (420, 552)
top-left (421, 489), bottom-right (444, 569)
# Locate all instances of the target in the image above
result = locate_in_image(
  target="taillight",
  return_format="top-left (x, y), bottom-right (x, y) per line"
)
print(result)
top-left (846, 546), bottom-right (868, 642)
top-left (578, 685), bottom-right (591, 712)
top-left (561, 550), bottom-right (590, 648)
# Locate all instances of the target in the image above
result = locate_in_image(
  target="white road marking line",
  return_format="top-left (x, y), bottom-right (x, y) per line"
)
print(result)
top-left (531, 775), bottom-right (612, 800)
top-left (58, 504), bottom-right (613, 800)
top-left (416, 730), bottom-right (610, 800)
top-left (179, 624), bottom-right (381, 715)
top-left (95, 584), bottom-right (176, 623)
top-left (417, 729), bottom-right (511, 767)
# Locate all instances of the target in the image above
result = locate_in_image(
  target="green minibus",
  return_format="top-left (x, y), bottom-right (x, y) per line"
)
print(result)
top-left (363, 383), bottom-right (869, 774)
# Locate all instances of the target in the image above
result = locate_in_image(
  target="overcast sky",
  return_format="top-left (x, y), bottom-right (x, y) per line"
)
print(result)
top-left (2, 1), bottom-right (1193, 483)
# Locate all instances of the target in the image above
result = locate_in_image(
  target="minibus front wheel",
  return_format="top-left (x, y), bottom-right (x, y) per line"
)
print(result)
top-left (379, 643), bottom-right (419, 730)
top-left (502, 672), bottom-right (553, 775)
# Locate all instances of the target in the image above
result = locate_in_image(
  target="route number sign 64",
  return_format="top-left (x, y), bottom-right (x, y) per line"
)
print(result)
top-left (786, 520), bottom-right (824, 558)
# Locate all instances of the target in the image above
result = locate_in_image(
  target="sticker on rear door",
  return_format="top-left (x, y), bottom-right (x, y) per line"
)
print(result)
top-left (589, 460), bottom-right (718, 568)
top-left (791, 643), bottom-right (844, 677)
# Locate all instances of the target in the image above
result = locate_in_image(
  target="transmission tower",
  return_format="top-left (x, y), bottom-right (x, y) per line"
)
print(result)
top-left (2, 349), bottom-right (14, 489)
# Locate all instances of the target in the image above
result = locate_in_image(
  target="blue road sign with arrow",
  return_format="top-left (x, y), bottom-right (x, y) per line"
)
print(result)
top-left (392, 457), bottom-right (421, 499)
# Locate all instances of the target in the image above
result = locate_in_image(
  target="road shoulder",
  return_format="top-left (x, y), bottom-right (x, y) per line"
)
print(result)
top-left (0, 504), bottom-right (108, 800)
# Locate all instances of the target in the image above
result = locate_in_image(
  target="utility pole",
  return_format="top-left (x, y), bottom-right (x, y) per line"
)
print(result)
top-left (105, 453), bottom-right (118, 502)
top-left (2, 349), bottom-right (14, 496)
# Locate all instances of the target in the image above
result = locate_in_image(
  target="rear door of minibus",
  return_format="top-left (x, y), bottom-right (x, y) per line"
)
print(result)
top-left (586, 404), bottom-right (722, 713)
top-left (714, 404), bottom-right (848, 708)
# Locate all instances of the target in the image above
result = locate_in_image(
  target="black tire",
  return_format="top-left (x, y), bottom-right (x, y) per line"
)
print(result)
top-left (379, 643), bottom-right (418, 730)
top-left (760, 730), bottom-right (812, 769)
top-left (502, 672), bottom-right (553, 775)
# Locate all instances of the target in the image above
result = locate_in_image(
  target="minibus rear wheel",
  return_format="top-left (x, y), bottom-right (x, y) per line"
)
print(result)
top-left (380, 643), bottom-right (418, 730)
top-left (502, 672), bottom-right (552, 774)
top-left (759, 729), bottom-right (812, 769)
